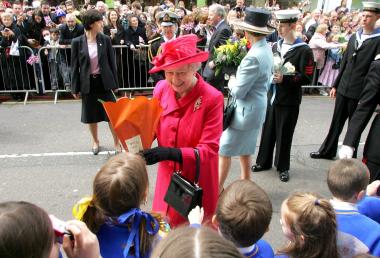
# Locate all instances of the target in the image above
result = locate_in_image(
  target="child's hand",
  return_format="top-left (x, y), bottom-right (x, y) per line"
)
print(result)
top-left (63, 220), bottom-right (101, 258)
top-left (366, 180), bottom-right (380, 197)
top-left (188, 206), bottom-right (204, 225)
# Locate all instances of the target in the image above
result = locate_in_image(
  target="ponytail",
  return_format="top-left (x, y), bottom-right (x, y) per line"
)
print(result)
top-left (72, 196), bottom-right (105, 233)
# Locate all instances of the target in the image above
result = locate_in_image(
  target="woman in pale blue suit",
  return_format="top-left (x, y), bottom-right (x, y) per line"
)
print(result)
top-left (219, 8), bottom-right (274, 191)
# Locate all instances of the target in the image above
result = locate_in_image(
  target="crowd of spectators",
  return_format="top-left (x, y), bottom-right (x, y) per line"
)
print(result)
top-left (0, 0), bottom-right (376, 99)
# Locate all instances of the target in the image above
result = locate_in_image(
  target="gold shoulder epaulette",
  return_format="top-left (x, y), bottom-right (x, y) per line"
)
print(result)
top-left (148, 36), bottom-right (161, 45)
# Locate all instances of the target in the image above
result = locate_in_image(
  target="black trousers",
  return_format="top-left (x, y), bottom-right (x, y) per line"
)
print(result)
top-left (256, 103), bottom-right (300, 172)
top-left (364, 114), bottom-right (380, 182)
top-left (318, 93), bottom-right (359, 157)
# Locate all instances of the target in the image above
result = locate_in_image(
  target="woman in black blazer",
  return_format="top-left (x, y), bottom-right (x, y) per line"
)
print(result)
top-left (71, 9), bottom-right (120, 154)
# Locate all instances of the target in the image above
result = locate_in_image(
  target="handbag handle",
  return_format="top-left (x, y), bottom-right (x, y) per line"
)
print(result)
top-left (194, 148), bottom-right (200, 186)
top-left (225, 89), bottom-right (236, 107)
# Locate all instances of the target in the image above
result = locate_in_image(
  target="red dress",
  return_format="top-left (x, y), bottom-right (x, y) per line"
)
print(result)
top-left (152, 74), bottom-right (224, 227)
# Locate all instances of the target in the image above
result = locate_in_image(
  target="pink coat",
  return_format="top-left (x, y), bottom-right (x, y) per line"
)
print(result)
top-left (309, 33), bottom-right (340, 69)
top-left (152, 74), bottom-right (224, 227)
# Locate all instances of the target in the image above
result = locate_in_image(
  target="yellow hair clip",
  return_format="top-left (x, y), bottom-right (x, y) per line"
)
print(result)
top-left (72, 196), bottom-right (93, 221)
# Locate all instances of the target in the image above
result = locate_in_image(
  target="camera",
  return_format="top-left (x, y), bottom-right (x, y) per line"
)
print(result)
top-left (50, 215), bottom-right (73, 243)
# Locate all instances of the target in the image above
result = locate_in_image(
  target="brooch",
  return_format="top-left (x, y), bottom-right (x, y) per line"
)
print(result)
top-left (193, 96), bottom-right (202, 112)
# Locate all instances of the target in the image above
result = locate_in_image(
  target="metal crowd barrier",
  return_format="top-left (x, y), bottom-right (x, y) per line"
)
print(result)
top-left (0, 46), bottom-right (39, 105)
top-left (1, 44), bottom-right (329, 104)
top-left (37, 44), bottom-right (155, 103)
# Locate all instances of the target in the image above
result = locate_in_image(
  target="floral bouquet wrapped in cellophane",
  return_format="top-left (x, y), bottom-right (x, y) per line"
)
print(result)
top-left (213, 37), bottom-right (248, 80)
top-left (273, 53), bottom-right (296, 75)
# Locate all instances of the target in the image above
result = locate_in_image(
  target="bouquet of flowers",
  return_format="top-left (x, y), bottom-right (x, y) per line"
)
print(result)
top-left (273, 53), bottom-right (296, 75)
top-left (213, 37), bottom-right (248, 80)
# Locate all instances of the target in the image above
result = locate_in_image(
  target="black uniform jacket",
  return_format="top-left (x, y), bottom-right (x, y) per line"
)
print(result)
top-left (334, 28), bottom-right (380, 100)
top-left (343, 58), bottom-right (380, 161)
top-left (272, 38), bottom-right (314, 106)
top-left (71, 33), bottom-right (119, 95)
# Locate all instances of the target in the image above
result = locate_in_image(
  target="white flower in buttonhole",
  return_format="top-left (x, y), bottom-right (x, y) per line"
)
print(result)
top-left (273, 53), bottom-right (296, 75)
top-left (283, 62), bottom-right (296, 74)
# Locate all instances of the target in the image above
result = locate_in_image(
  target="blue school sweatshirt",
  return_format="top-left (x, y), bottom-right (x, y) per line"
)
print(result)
top-left (238, 239), bottom-right (274, 258)
top-left (331, 200), bottom-right (380, 256)
top-left (358, 196), bottom-right (380, 224)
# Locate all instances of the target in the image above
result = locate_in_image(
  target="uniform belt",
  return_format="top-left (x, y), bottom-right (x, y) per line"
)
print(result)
top-left (90, 74), bottom-right (100, 79)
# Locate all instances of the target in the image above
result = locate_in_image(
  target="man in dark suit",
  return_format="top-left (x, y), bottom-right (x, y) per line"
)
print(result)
top-left (202, 4), bottom-right (231, 92)
top-left (310, 2), bottom-right (380, 160)
top-left (59, 13), bottom-right (84, 89)
top-left (339, 56), bottom-right (380, 182)
top-left (59, 13), bottom-right (85, 46)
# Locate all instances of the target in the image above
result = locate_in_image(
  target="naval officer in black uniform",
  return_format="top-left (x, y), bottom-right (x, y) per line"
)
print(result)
top-left (339, 55), bottom-right (380, 182)
top-left (252, 9), bottom-right (314, 182)
top-left (149, 11), bottom-right (179, 85)
top-left (310, 1), bottom-right (380, 160)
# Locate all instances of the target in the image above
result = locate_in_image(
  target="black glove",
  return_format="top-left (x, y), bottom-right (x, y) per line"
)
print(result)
top-left (143, 147), bottom-right (182, 165)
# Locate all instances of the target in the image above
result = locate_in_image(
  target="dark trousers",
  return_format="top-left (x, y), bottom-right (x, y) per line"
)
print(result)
top-left (364, 114), bottom-right (380, 182)
top-left (256, 103), bottom-right (300, 172)
top-left (318, 93), bottom-right (359, 157)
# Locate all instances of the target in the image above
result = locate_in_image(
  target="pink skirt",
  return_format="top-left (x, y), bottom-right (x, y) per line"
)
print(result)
top-left (318, 59), bottom-right (339, 87)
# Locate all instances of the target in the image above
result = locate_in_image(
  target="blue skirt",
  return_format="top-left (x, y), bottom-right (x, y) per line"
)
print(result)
top-left (219, 126), bottom-right (261, 156)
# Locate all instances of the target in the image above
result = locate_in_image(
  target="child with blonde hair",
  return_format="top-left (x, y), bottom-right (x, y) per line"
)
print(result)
top-left (276, 192), bottom-right (340, 258)
top-left (73, 153), bottom-right (168, 258)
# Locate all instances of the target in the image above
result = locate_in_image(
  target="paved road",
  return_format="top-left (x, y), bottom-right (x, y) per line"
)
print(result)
top-left (0, 96), bottom-right (371, 251)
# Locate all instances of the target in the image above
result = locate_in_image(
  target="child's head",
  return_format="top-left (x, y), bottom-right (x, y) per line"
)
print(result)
top-left (279, 192), bottom-right (339, 258)
top-left (82, 153), bottom-right (148, 231)
top-left (215, 180), bottom-right (272, 247)
top-left (49, 28), bottom-right (60, 40)
top-left (0, 201), bottom-right (56, 258)
top-left (331, 22), bottom-right (341, 34)
top-left (151, 226), bottom-right (243, 258)
top-left (327, 159), bottom-right (369, 202)
top-left (232, 28), bottom-right (244, 40)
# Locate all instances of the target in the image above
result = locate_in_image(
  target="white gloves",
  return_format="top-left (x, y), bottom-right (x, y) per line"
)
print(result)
top-left (338, 145), bottom-right (354, 159)
top-left (227, 75), bottom-right (236, 90)
top-left (366, 180), bottom-right (380, 196)
top-left (187, 206), bottom-right (204, 225)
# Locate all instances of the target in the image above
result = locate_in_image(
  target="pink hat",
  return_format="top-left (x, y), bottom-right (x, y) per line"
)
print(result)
top-left (149, 34), bottom-right (209, 74)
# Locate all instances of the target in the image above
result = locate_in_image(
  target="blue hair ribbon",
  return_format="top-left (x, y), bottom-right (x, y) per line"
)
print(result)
top-left (117, 208), bottom-right (159, 258)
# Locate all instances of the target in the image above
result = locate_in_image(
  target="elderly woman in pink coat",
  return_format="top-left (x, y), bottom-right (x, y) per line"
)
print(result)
top-left (143, 34), bottom-right (224, 227)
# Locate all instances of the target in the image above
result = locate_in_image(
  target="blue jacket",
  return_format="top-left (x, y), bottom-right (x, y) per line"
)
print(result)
top-left (230, 38), bottom-right (273, 131)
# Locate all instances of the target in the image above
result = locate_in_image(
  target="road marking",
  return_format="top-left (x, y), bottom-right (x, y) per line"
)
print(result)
top-left (0, 151), bottom-right (119, 159)
top-left (0, 142), bottom-right (365, 159)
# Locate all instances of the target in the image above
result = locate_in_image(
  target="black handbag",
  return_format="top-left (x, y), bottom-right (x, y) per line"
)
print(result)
top-left (223, 91), bottom-right (236, 131)
top-left (164, 148), bottom-right (203, 218)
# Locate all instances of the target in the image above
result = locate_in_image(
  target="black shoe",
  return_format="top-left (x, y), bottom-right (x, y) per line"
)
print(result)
top-left (310, 151), bottom-right (334, 160)
top-left (251, 164), bottom-right (271, 172)
top-left (279, 170), bottom-right (289, 182)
